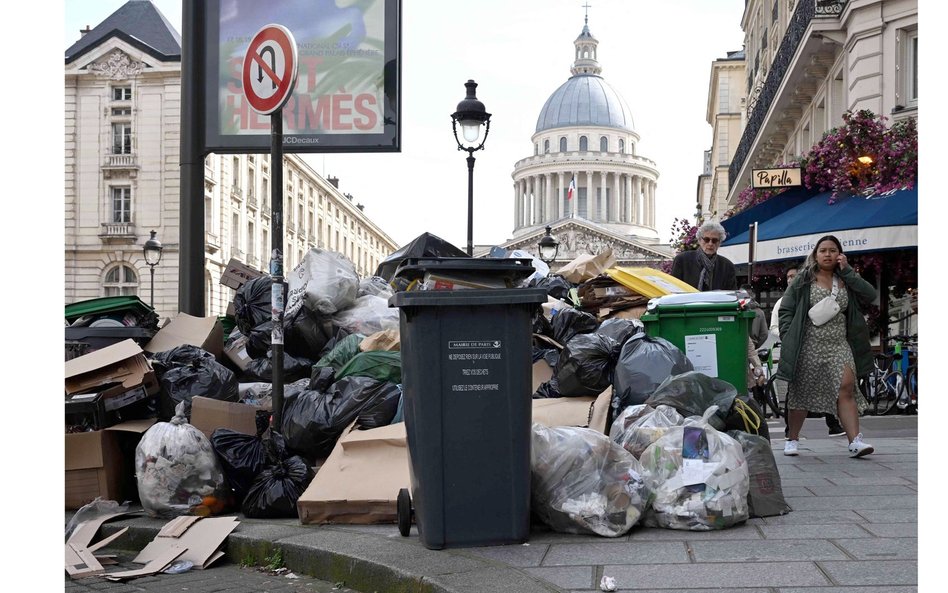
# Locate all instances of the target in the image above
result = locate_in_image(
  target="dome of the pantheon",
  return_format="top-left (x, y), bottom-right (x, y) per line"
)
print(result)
top-left (535, 70), bottom-right (636, 135)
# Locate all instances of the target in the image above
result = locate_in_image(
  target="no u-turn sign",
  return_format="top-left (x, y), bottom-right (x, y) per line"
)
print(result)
top-left (242, 24), bottom-right (298, 115)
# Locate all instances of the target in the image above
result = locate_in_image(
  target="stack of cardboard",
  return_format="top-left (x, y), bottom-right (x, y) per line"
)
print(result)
top-left (577, 274), bottom-right (650, 320)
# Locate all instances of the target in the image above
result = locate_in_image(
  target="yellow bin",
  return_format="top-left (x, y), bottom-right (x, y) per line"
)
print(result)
top-left (605, 267), bottom-right (698, 299)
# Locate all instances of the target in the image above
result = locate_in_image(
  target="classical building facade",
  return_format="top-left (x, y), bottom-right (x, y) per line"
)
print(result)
top-left (64, 0), bottom-right (397, 320)
top-left (698, 50), bottom-right (747, 222)
top-left (502, 16), bottom-right (672, 267)
top-left (726, 0), bottom-right (918, 205)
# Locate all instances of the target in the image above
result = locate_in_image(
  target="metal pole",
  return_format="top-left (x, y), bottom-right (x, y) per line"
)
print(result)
top-left (270, 112), bottom-right (285, 431)
top-left (179, 0), bottom-right (206, 315)
top-left (150, 266), bottom-right (155, 308)
top-left (466, 153), bottom-right (475, 256)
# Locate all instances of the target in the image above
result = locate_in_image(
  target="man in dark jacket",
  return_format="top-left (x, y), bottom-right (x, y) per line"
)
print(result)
top-left (671, 221), bottom-right (737, 291)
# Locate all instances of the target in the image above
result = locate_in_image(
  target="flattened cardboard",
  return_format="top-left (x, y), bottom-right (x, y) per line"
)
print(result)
top-left (360, 329), bottom-right (400, 352)
top-left (144, 313), bottom-right (224, 358)
top-left (105, 546), bottom-right (186, 581)
top-left (134, 516), bottom-right (239, 569)
top-left (532, 396), bottom-right (597, 428)
top-left (220, 257), bottom-right (263, 290)
top-left (65, 339), bottom-right (153, 396)
top-left (297, 422), bottom-right (409, 525)
top-left (531, 360), bottom-right (554, 392)
top-left (189, 396), bottom-right (267, 439)
top-left (65, 543), bottom-right (104, 578)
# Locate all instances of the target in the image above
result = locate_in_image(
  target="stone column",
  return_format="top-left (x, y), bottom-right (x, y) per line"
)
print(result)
top-left (599, 172), bottom-right (608, 221)
top-left (527, 177), bottom-right (535, 226)
top-left (557, 172), bottom-right (565, 220)
top-left (545, 173), bottom-right (554, 223)
top-left (650, 181), bottom-right (657, 227)
top-left (514, 182), bottom-right (520, 229)
top-left (632, 175), bottom-right (641, 224)
top-left (624, 174), bottom-right (632, 223)
top-left (610, 172), bottom-right (620, 221)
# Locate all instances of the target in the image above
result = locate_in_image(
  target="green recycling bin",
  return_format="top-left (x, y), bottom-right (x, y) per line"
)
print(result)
top-left (640, 293), bottom-right (756, 395)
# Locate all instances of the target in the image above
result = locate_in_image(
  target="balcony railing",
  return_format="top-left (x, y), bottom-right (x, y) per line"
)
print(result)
top-left (728, 0), bottom-right (815, 188)
top-left (99, 221), bottom-right (135, 238)
top-left (247, 190), bottom-right (258, 209)
top-left (102, 153), bottom-right (138, 169)
top-left (231, 185), bottom-right (242, 199)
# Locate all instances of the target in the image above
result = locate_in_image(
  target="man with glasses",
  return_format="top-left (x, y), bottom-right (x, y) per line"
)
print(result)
top-left (671, 221), bottom-right (737, 291)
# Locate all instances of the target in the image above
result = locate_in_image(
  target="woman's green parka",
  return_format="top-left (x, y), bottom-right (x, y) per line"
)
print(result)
top-left (775, 265), bottom-right (877, 383)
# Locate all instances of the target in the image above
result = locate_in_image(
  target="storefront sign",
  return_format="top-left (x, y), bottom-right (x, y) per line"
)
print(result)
top-left (751, 167), bottom-right (802, 189)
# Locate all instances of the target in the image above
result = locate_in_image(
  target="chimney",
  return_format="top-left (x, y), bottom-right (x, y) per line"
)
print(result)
top-left (80, 25), bottom-right (92, 37)
top-left (327, 176), bottom-right (339, 188)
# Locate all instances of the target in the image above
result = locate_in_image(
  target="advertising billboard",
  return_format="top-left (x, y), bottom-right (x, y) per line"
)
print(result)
top-left (204, 0), bottom-right (400, 153)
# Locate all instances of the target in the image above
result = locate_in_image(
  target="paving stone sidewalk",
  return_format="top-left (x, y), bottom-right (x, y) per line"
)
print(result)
top-left (66, 435), bottom-right (919, 593)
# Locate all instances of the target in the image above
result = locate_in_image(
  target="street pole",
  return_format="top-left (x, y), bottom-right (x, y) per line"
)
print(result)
top-left (467, 153), bottom-right (475, 256)
top-left (150, 266), bottom-right (155, 308)
top-left (270, 112), bottom-right (285, 431)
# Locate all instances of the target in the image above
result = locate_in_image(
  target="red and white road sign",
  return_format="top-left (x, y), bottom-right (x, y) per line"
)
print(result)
top-left (242, 24), bottom-right (299, 115)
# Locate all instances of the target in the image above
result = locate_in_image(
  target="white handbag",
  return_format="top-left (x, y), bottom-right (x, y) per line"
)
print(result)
top-left (808, 277), bottom-right (840, 326)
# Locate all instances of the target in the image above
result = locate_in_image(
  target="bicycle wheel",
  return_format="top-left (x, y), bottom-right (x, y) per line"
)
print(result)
top-left (871, 372), bottom-right (903, 416)
top-left (762, 376), bottom-right (782, 419)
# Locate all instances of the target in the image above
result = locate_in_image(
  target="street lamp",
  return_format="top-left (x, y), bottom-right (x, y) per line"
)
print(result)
top-left (451, 79), bottom-right (491, 256)
top-left (143, 230), bottom-right (163, 308)
top-left (538, 225), bottom-right (559, 266)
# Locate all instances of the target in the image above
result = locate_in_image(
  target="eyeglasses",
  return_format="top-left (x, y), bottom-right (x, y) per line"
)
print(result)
top-left (700, 237), bottom-right (721, 244)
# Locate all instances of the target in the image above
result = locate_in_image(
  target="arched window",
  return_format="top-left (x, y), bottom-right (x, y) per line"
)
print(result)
top-left (579, 136), bottom-right (588, 151)
top-left (544, 139), bottom-right (550, 153)
top-left (619, 139), bottom-right (625, 154)
top-left (559, 137), bottom-right (567, 152)
top-left (600, 136), bottom-right (608, 152)
top-left (103, 264), bottom-right (138, 297)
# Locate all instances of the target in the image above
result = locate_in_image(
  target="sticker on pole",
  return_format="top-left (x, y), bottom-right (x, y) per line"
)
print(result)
top-left (242, 24), bottom-right (298, 115)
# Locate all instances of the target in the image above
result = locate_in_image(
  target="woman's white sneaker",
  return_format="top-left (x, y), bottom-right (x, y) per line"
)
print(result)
top-left (848, 433), bottom-right (874, 458)
top-left (784, 440), bottom-right (799, 456)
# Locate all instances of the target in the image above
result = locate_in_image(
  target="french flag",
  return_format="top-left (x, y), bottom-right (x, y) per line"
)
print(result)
top-left (567, 176), bottom-right (576, 200)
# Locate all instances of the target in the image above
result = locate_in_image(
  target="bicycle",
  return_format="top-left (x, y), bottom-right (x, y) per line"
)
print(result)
top-left (858, 338), bottom-right (908, 416)
top-left (750, 345), bottom-right (782, 419)
top-left (889, 334), bottom-right (917, 414)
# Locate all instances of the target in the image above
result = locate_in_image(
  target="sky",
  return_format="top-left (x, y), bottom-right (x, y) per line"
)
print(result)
top-left (63, 0), bottom-right (747, 248)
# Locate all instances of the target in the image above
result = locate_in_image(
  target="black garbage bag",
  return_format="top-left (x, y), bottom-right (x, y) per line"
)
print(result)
top-left (596, 318), bottom-right (644, 346)
top-left (374, 232), bottom-right (468, 281)
top-left (209, 411), bottom-right (270, 504)
top-left (533, 312), bottom-right (555, 339)
top-left (151, 345), bottom-right (239, 420)
top-left (553, 333), bottom-right (620, 397)
top-left (612, 334), bottom-right (693, 412)
top-left (551, 308), bottom-right (599, 345)
top-left (284, 306), bottom-right (335, 360)
top-left (355, 382), bottom-right (402, 429)
top-left (529, 274), bottom-right (573, 301)
top-left (308, 365), bottom-right (336, 391)
top-left (281, 376), bottom-right (400, 460)
top-left (723, 396), bottom-right (771, 441)
top-left (726, 430), bottom-right (791, 518)
top-left (244, 352), bottom-right (314, 383)
top-left (644, 371), bottom-right (738, 432)
top-left (245, 319), bottom-right (273, 360)
top-left (533, 377), bottom-right (562, 399)
top-left (241, 432), bottom-right (315, 519)
top-left (233, 276), bottom-right (272, 336)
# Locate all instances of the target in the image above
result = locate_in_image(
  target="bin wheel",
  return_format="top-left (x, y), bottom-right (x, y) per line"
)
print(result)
top-left (397, 488), bottom-right (412, 537)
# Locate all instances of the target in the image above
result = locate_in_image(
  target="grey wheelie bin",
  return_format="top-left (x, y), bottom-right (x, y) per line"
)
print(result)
top-left (390, 287), bottom-right (547, 549)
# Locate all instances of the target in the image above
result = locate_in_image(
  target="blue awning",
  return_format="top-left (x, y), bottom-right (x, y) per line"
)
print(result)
top-left (719, 186), bottom-right (917, 265)
top-left (720, 186), bottom-right (816, 240)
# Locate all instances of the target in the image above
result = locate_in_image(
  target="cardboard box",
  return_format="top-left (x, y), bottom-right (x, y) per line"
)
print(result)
top-left (65, 339), bottom-right (157, 400)
top-left (189, 396), bottom-right (268, 439)
top-left (65, 370), bottom-right (159, 430)
top-left (65, 419), bottom-right (155, 509)
top-left (223, 333), bottom-right (252, 370)
top-left (144, 313), bottom-right (224, 359)
top-left (531, 388), bottom-right (611, 433)
top-left (532, 359), bottom-right (554, 392)
top-left (297, 422), bottom-right (409, 525)
top-left (220, 257), bottom-right (263, 291)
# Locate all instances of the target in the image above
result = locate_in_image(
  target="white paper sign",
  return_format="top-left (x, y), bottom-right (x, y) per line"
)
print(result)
top-left (685, 334), bottom-right (718, 377)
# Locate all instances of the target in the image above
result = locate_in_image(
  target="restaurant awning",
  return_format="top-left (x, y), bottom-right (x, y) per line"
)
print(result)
top-left (718, 186), bottom-right (917, 265)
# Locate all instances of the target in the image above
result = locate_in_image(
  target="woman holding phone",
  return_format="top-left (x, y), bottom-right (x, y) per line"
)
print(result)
top-left (776, 235), bottom-right (877, 458)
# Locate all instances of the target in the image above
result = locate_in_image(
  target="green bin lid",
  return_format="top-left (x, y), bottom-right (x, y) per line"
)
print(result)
top-left (65, 296), bottom-right (155, 324)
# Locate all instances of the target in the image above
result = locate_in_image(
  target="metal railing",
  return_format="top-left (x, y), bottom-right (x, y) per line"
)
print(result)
top-left (728, 0), bottom-right (815, 187)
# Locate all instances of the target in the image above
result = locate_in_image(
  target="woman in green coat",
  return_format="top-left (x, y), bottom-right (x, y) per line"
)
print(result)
top-left (776, 235), bottom-right (877, 458)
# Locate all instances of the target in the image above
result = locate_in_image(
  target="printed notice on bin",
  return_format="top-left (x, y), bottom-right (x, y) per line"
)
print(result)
top-left (447, 340), bottom-right (503, 393)
top-left (684, 334), bottom-right (717, 377)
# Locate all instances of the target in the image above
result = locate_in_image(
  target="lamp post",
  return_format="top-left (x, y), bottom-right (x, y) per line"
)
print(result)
top-left (538, 225), bottom-right (560, 270)
top-left (451, 80), bottom-right (491, 256)
top-left (143, 230), bottom-right (163, 308)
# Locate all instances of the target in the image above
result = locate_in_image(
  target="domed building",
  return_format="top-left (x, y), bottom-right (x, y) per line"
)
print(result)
top-left (499, 16), bottom-right (672, 267)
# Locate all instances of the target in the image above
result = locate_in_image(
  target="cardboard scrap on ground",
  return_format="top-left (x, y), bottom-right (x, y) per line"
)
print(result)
top-left (133, 515), bottom-right (239, 570)
top-left (65, 510), bottom-right (135, 579)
